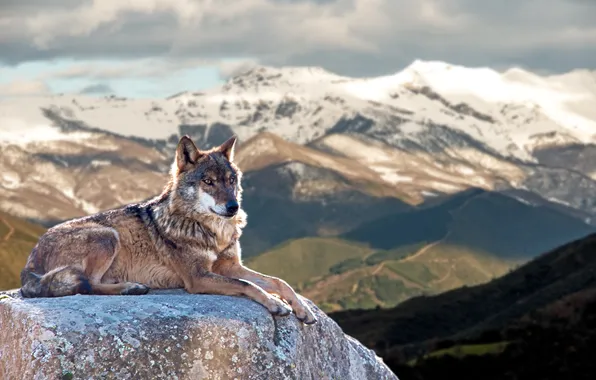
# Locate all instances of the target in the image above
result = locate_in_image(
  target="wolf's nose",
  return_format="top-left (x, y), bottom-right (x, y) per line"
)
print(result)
top-left (226, 200), bottom-right (239, 214)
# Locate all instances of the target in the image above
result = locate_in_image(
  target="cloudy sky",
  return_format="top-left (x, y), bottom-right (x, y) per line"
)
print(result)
top-left (1, 0), bottom-right (595, 98)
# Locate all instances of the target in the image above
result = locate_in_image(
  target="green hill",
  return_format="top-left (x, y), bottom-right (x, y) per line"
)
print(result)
top-left (247, 236), bottom-right (515, 312)
top-left (244, 237), bottom-right (374, 289)
top-left (0, 212), bottom-right (46, 290)
top-left (248, 189), bottom-right (595, 312)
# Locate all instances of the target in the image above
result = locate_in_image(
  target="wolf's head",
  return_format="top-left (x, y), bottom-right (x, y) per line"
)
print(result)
top-left (169, 135), bottom-right (243, 219)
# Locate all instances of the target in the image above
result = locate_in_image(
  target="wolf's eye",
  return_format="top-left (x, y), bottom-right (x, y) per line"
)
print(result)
top-left (203, 178), bottom-right (214, 186)
top-left (230, 177), bottom-right (235, 185)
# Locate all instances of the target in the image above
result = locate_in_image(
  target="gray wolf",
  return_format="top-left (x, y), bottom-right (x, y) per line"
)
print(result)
top-left (20, 135), bottom-right (317, 324)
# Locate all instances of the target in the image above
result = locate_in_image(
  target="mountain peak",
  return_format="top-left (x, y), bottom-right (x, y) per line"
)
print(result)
top-left (242, 65), bottom-right (338, 78)
top-left (400, 59), bottom-right (501, 84)
top-left (403, 59), bottom-right (457, 73)
top-left (223, 65), bottom-right (343, 90)
top-left (501, 67), bottom-right (544, 83)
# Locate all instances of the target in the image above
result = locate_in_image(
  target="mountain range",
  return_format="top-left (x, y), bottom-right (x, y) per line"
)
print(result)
top-left (2, 60), bottom-right (596, 221)
top-left (1, 59), bottom-right (596, 310)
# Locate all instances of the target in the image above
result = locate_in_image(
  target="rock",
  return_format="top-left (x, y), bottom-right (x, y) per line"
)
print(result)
top-left (0, 289), bottom-right (397, 380)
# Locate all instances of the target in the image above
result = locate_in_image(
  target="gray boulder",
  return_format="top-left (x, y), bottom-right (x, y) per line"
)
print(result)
top-left (0, 289), bottom-right (398, 380)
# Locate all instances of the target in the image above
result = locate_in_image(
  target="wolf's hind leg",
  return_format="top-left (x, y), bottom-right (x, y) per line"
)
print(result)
top-left (21, 265), bottom-right (92, 298)
top-left (21, 265), bottom-right (148, 297)
top-left (22, 225), bottom-right (149, 297)
top-left (82, 227), bottom-right (150, 296)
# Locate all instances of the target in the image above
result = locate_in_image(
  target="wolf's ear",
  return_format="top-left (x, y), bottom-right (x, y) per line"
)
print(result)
top-left (175, 135), bottom-right (201, 172)
top-left (218, 135), bottom-right (237, 161)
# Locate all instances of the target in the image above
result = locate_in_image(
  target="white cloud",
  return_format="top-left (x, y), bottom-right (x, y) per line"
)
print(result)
top-left (0, 0), bottom-right (594, 76)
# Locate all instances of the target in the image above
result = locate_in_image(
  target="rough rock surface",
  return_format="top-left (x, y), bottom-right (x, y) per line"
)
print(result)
top-left (0, 289), bottom-right (397, 380)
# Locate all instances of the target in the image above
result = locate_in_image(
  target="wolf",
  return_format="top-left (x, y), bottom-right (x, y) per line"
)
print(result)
top-left (20, 135), bottom-right (317, 324)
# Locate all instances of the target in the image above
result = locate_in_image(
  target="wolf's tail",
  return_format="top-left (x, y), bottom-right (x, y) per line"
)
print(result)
top-left (20, 265), bottom-right (92, 298)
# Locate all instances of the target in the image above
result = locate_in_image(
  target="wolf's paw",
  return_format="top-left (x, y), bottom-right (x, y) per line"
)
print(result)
top-left (121, 282), bottom-right (150, 295)
top-left (295, 300), bottom-right (318, 325)
top-left (265, 295), bottom-right (293, 317)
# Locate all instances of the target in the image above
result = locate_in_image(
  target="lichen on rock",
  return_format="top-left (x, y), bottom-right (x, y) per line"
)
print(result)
top-left (0, 289), bottom-right (397, 379)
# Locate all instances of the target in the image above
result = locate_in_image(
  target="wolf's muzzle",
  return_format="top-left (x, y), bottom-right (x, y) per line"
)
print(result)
top-left (225, 200), bottom-right (239, 215)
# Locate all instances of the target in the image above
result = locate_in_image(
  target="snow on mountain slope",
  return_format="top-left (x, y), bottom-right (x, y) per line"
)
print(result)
top-left (341, 61), bottom-right (596, 157)
top-left (0, 131), bottom-right (169, 220)
top-left (169, 62), bottom-right (596, 161)
top-left (314, 133), bottom-right (526, 202)
top-left (0, 118), bottom-right (94, 145)
top-left (2, 60), bottom-right (595, 160)
top-left (0, 95), bottom-right (180, 141)
top-left (235, 132), bottom-right (412, 201)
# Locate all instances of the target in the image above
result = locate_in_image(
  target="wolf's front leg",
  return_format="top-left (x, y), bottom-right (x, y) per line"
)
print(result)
top-left (168, 252), bottom-right (292, 317)
top-left (187, 271), bottom-right (293, 317)
top-left (219, 264), bottom-right (318, 324)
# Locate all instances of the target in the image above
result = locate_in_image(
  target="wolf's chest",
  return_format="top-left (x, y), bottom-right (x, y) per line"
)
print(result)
top-left (205, 223), bottom-right (239, 254)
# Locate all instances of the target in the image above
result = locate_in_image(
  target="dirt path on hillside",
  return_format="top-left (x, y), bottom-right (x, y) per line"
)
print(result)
top-left (405, 191), bottom-right (485, 262)
top-left (431, 265), bottom-right (453, 286)
top-left (372, 261), bottom-right (385, 275)
top-left (1, 217), bottom-right (15, 242)
top-left (403, 239), bottom-right (443, 262)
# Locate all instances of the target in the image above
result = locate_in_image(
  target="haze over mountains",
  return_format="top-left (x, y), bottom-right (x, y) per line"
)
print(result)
top-left (1, 60), bottom-right (595, 309)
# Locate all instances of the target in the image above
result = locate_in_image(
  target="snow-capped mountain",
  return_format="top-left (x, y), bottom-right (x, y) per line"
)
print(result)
top-left (4, 60), bottom-right (596, 156)
top-left (1, 60), bottom-right (596, 225)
